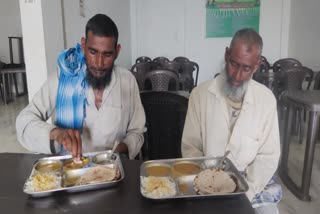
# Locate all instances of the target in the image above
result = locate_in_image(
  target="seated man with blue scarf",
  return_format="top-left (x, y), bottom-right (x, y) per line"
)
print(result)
top-left (16, 14), bottom-right (145, 160)
top-left (181, 29), bottom-right (282, 214)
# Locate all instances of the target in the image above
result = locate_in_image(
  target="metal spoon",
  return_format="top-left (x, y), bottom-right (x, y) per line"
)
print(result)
top-left (217, 150), bottom-right (230, 170)
top-left (111, 140), bottom-right (120, 154)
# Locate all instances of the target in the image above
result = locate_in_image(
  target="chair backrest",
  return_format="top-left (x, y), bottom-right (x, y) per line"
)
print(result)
top-left (161, 61), bottom-right (182, 74)
top-left (273, 66), bottom-right (311, 91)
top-left (285, 66), bottom-right (307, 90)
top-left (130, 62), bottom-right (161, 90)
top-left (180, 61), bottom-right (199, 89)
top-left (314, 71), bottom-right (320, 90)
top-left (272, 58), bottom-right (302, 72)
top-left (303, 67), bottom-right (314, 90)
top-left (135, 56), bottom-right (152, 64)
top-left (143, 69), bottom-right (179, 91)
top-left (140, 91), bottom-right (189, 160)
top-left (259, 56), bottom-right (270, 73)
top-left (273, 66), bottom-right (308, 101)
top-left (0, 60), bottom-right (4, 69)
top-left (173, 56), bottom-right (189, 63)
top-left (153, 56), bottom-right (169, 65)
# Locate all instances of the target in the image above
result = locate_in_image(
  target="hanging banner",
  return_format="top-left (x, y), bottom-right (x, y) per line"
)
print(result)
top-left (206, 0), bottom-right (260, 38)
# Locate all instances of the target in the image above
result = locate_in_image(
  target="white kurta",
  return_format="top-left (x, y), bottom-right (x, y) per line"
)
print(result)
top-left (181, 74), bottom-right (280, 201)
top-left (16, 66), bottom-right (146, 159)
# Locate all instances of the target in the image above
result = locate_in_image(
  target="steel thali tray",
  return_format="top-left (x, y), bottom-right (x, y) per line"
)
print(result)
top-left (23, 150), bottom-right (124, 197)
top-left (140, 156), bottom-right (248, 199)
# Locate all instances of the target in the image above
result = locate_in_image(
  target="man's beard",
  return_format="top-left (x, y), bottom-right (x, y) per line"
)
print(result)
top-left (86, 66), bottom-right (113, 90)
top-left (221, 70), bottom-right (250, 103)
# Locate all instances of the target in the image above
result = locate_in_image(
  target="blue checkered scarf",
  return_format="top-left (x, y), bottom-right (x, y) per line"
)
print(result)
top-left (56, 44), bottom-right (88, 154)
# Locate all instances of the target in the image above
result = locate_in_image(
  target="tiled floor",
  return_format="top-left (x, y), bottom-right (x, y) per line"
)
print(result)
top-left (1, 94), bottom-right (320, 214)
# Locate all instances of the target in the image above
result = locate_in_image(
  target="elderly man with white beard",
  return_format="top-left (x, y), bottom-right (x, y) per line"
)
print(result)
top-left (181, 28), bottom-right (282, 214)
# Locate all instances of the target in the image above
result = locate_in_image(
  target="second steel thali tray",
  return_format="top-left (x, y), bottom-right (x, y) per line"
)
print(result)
top-left (140, 156), bottom-right (248, 199)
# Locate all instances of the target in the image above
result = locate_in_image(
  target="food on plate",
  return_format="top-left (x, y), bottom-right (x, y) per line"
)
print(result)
top-left (63, 157), bottom-right (89, 171)
top-left (193, 169), bottom-right (236, 195)
top-left (26, 172), bottom-right (61, 192)
top-left (75, 165), bottom-right (119, 185)
top-left (145, 164), bottom-right (171, 177)
top-left (171, 161), bottom-right (201, 178)
top-left (34, 160), bottom-right (62, 173)
top-left (178, 182), bottom-right (188, 193)
top-left (141, 176), bottom-right (177, 198)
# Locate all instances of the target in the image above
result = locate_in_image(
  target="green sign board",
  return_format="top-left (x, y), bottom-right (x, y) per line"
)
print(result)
top-left (206, 1), bottom-right (260, 38)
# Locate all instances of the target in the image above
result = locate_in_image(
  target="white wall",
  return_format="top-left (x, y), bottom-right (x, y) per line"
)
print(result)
top-left (19, 0), bottom-right (298, 99)
top-left (0, 0), bottom-right (22, 63)
top-left (42, 0), bottom-right (64, 77)
top-left (19, 0), bottom-right (64, 100)
top-left (131, 0), bottom-right (289, 83)
top-left (63, 0), bottom-right (132, 69)
top-left (288, 0), bottom-right (320, 71)
top-left (131, 0), bottom-right (185, 61)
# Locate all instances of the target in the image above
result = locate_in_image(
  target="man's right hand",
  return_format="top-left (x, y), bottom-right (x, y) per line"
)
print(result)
top-left (50, 128), bottom-right (82, 159)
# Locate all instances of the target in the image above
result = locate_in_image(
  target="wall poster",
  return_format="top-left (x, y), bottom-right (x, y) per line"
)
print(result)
top-left (206, 0), bottom-right (260, 38)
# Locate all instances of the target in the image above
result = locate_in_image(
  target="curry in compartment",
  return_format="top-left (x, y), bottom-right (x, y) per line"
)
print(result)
top-left (145, 165), bottom-right (171, 177)
top-left (63, 157), bottom-right (90, 171)
top-left (171, 161), bottom-right (200, 178)
top-left (35, 160), bottom-right (62, 173)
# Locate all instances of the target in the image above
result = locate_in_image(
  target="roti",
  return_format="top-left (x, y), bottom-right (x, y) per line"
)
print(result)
top-left (193, 169), bottom-right (236, 194)
top-left (76, 165), bottom-right (117, 185)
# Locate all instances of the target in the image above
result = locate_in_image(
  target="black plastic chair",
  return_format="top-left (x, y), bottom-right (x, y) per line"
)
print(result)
top-left (276, 66), bottom-right (308, 143)
top-left (0, 61), bottom-right (4, 102)
top-left (259, 56), bottom-right (271, 72)
top-left (135, 56), bottom-right (152, 64)
top-left (253, 56), bottom-right (271, 85)
top-left (173, 56), bottom-right (189, 63)
top-left (180, 61), bottom-right (199, 91)
top-left (162, 61), bottom-right (182, 74)
top-left (153, 56), bottom-right (169, 65)
top-left (314, 71), bottom-right (320, 90)
top-left (273, 58), bottom-right (302, 72)
top-left (142, 69), bottom-right (179, 91)
top-left (303, 67), bottom-right (314, 90)
top-left (140, 91), bottom-right (189, 160)
top-left (130, 62), bottom-right (161, 90)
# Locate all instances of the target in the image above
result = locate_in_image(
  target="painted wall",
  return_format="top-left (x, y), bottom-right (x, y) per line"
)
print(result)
top-left (0, 0), bottom-right (22, 64)
top-left (42, 0), bottom-right (64, 77)
top-left (288, 0), bottom-right (320, 71)
top-left (131, 0), bottom-right (289, 83)
top-left (63, 0), bottom-right (132, 69)
top-left (19, 0), bottom-right (297, 100)
top-left (19, 0), bottom-right (64, 100)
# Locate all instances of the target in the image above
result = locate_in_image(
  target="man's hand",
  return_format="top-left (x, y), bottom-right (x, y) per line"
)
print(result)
top-left (114, 142), bottom-right (128, 156)
top-left (50, 128), bottom-right (82, 159)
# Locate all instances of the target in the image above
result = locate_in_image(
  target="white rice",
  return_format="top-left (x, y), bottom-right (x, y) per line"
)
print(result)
top-left (25, 172), bottom-right (61, 192)
top-left (141, 176), bottom-right (177, 198)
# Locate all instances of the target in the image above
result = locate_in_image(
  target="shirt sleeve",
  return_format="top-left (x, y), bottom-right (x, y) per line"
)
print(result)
top-left (16, 81), bottom-right (57, 154)
top-left (181, 89), bottom-right (204, 158)
top-left (245, 103), bottom-right (281, 201)
top-left (122, 76), bottom-right (146, 159)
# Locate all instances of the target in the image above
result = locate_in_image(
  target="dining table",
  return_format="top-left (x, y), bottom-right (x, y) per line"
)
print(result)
top-left (0, 153), bottom-right (255, 214)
